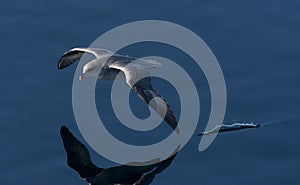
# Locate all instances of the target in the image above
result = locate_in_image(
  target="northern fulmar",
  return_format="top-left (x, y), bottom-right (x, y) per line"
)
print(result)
top-left (58, 48), bottom-right (179, 133)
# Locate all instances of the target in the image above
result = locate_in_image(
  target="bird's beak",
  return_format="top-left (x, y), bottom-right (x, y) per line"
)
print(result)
top-left (79, 74), bottom-right (85, 80)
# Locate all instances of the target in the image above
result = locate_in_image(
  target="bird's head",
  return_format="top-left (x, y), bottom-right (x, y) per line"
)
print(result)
top-left (79, 67), bottom-right (89, 80)
top-left (79, 62), bottom-right (99, 80)
top-left (79, 73), bottom-right (85, 80)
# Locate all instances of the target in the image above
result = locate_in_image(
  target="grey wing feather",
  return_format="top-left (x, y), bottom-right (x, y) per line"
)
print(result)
top-left (60, 126), bottom-right (102, 179)
top-left (132, 85), bottom-right (178, 132)
top-left (107, 55), bottom-right (161, 69)
top-left (109, 61), bottom-right (178, 132)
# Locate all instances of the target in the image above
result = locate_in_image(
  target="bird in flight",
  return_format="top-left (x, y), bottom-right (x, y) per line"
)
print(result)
top-left (58, 48), bottom-right (179, 133)
top-left (60, 126), bottom-right (177, 185)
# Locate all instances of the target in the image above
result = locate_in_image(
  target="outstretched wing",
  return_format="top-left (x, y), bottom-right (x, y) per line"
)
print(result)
top-left (60, 126), bottom-right (103, 179)
top-left (109, 59), bottom-right (179, 133)
top-left (57, 48), bottom-right (112, 69)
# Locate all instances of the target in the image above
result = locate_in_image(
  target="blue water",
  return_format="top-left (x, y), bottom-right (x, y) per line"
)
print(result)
top-left (1, 0), bottom-right (300, 184)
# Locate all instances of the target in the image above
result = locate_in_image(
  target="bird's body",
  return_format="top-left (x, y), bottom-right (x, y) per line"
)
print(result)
top-left (58, 48), bottom-right (179, 133)
top-left (60, 126), bottom-right (177, 185)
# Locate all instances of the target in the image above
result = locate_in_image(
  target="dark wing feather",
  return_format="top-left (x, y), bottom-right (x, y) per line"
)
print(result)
top-left (132, 81), bottom-right (179, 133)
top-left (57, 50), bottom-right (86, 69)
top-left (57, 47), bottom-right (113, 69)
top-left (60, 126), bottom-right (103, 179)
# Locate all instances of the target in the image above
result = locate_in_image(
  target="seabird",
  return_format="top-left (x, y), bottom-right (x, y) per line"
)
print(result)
top-left (58, 48), bottom-right (179, 133)
top-left (60, 126), bottom-right (177, 185)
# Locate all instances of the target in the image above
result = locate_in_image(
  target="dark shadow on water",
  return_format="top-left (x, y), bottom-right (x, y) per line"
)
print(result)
top-left (60, 125), bottom-right (177, 185)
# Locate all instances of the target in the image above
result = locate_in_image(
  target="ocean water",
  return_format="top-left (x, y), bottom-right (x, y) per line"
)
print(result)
top-left (1, 0), bottom-right (300, 184)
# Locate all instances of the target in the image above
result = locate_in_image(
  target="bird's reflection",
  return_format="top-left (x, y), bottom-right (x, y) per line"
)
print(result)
top-left (60, 126), bottom-right (177, 185)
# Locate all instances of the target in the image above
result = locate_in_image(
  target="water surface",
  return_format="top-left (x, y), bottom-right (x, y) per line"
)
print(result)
top-left (1, 0), bottom-right (300, 184)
